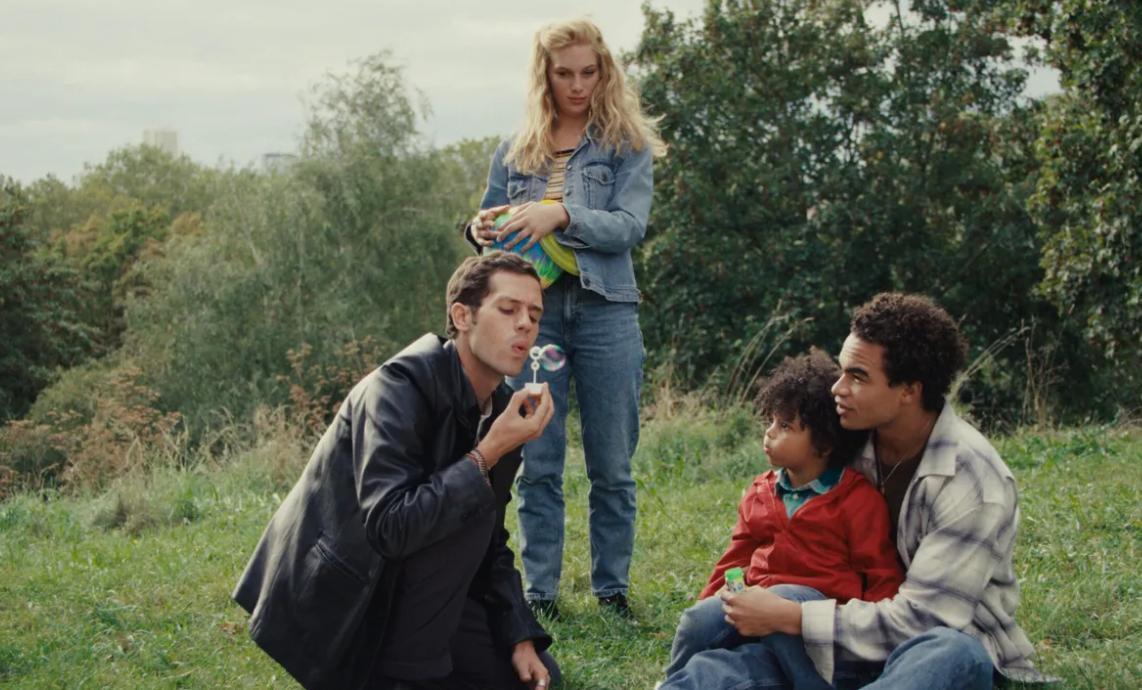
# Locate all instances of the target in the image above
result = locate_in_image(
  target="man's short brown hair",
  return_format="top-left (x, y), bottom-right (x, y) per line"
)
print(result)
top-left (445, 252), bottom-right (540, 339)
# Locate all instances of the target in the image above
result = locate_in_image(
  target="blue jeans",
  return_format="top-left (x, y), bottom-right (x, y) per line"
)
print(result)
top-left (664, 584), bottom-right (834, 690)
top-left (511, 277), bottom-right (643, 600)
top-left (663, 585), bottom-right (994, 690)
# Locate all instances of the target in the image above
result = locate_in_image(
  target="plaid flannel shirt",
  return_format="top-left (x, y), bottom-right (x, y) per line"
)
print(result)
top-left (801, 403), bottom-right (1049, 683)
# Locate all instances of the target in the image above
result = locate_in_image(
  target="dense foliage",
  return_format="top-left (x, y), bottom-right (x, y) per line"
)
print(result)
top-left (121, 54), bottom-right (482, 432)
top-left (630, 0), bottom-right (1132, 423)
top-left (1004, 0), bottom-right (1141, 363)
top-left (1, 55), bottom-right (486, 490)
top-left (1, 3), bottom-right (1139, 492)
top-left (0, 184), bottom-right (93, 421)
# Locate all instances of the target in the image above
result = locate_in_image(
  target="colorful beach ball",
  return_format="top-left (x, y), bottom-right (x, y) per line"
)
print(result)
top-left (490, 201), bottom-right (579, 289)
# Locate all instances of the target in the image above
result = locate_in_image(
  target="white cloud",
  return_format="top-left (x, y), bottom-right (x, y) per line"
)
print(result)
top-left (1, 0), bottom-right (710, 182)
top-left (0, 0), bottom-right (1058, 184)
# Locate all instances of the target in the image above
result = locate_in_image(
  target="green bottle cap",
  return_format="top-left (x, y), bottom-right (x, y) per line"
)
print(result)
top-left (725, 567), bottom-right (745, 592)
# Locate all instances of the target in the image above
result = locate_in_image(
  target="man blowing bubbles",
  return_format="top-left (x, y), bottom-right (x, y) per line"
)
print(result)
top-left (234, 252), bottom-right (561, 689)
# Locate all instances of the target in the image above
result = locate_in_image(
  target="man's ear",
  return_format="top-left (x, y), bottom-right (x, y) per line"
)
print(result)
top-left (450, 302), bottom-right (473, 334)
top-left (900, 380), bottom-right (923, 406)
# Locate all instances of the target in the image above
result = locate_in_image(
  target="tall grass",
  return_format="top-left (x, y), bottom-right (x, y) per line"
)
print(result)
top-left (0, 402), bottom-right (1138, 688)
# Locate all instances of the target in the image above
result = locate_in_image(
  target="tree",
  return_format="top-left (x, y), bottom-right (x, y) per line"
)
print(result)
top-left (629, 0), bottom-right (1093, 423)
top-left (123, 53), bottom-right (478, 431)
top-left (632, 0), bottom-right (887, 380)
top-left (0, 182), bottom-right (92, 421)
top-left (16, 147), bottom-right (225, 358)
top-left (1003, 0), bottom-right (1141, 363)
top-left (22, 146), bottom-right (219, 240)
top-left (68, 204), bottom-right (171, 350)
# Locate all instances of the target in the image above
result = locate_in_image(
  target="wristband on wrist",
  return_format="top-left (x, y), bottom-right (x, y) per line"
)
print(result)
top-left (466, 448), bottom-right (490, 484)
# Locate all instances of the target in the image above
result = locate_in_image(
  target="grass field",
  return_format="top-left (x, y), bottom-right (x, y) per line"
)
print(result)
top-left (0, 409), bottom-right (1138, 688)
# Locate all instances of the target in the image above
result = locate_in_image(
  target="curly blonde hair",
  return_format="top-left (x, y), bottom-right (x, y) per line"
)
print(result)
top-left (507, 18), bottom-right (666, 174)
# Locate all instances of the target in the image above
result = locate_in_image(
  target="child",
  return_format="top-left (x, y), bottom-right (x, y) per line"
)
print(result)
top-left (661, 349), bottom-right (904, 688)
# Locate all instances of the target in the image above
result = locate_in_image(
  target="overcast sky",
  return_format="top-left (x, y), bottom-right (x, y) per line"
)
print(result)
top-left (1, 1), bottom-right (1055, 184)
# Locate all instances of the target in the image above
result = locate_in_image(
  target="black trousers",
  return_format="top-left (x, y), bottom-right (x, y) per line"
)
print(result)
top-left (378, 596), bottom-right (560, 689)
top-left (371, 495), bottom-right (558, 688)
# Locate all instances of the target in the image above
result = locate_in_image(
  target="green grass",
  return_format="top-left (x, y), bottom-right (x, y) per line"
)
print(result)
top-left (0, 415), bottom-right (1138, 688)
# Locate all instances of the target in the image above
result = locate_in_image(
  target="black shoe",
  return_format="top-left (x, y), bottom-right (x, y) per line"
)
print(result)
top-left (528, 598), bottom-right (560, 621)
top-left (597, 592), bottom-right (632, 618)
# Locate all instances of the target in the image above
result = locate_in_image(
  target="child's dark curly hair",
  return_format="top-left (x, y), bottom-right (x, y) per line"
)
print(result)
top-left (851, 293), bottom-right (968, 412)
top-left (756, 348), bottom-right (868, 468)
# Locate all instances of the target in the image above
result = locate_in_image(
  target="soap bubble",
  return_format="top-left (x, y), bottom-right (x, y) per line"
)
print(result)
top-left (528, 344), bottom-right (567, 387)
top-left (535, 344), bottom-right (566, 372)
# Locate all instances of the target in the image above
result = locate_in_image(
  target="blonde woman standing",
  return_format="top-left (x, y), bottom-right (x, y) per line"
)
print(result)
top-left (467, 18), bottom-right (665, 619)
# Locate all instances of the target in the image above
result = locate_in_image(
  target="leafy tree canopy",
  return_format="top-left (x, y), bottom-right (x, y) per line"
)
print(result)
top-left (1003, 0), bottom-right (1141, 361)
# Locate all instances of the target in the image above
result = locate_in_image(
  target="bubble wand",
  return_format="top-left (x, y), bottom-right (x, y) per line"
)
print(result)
top-left (526, 346), bottom-right (544, 395)
top-left (525, 344), bottom-right (566, 395)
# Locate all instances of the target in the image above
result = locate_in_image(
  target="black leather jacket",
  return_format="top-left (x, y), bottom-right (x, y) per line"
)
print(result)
top-left (232, 334), bottom-right (548, 689)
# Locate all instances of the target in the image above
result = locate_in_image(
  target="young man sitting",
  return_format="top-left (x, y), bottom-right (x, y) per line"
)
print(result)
top-left (661, 293), bottom-right (1050, 690)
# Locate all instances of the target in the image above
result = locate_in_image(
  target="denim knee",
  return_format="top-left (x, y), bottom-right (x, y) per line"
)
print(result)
top-left (888, 627), bottom-right (993, 690)
top-left (665, 596), bottom-right (739, 678)
top-left (766, 583), bottom-right (826, 604)
top-left (930, 628), bottom-right (993, 687)
top-left (675, 597), bottom-right (731, 647)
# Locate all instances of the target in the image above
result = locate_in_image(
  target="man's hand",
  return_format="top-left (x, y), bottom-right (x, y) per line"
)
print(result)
top-left (476, 385), bottom-right (554, 468)
top-left (497, 202), bottom-right (569, 251)
top-left (468, 204), bottom-right (511, 246)
top-left (720, 586), bottom-right (803, 637)
top-left (511, 639), bottom-right (551, 689)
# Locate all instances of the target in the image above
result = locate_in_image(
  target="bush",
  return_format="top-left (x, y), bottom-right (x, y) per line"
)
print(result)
top-left (0, 365), bottom-right (180, 496)
top-left (277, 337), bottom-right (389, 434)
top-left (0, 420), bottom-right (70, 498)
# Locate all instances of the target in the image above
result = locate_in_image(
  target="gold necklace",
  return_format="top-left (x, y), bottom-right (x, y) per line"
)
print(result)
top-left (874, 416), bottom-right (936, 493)
top-left (876, 457), bottom-right (905, 493)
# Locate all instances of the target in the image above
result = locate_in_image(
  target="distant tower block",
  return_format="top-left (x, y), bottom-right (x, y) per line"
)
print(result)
top-left (260, 152), bottom-right (298, 173)
top-left (143, 129), bottom-right (180, 155)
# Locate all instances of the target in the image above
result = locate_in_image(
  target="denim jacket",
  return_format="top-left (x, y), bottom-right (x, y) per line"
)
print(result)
top-left (479, 132), bottom-right (654, 303)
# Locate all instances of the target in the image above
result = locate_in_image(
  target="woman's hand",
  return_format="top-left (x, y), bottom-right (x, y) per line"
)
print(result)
top-left (720, 586), bottom-right (803, 637)
top-left (511, 639), bottom-right (551, 689)
top-left (497, 202), bottom-right (570, 251)
top-left (469, 204), bottom-right (511, 247)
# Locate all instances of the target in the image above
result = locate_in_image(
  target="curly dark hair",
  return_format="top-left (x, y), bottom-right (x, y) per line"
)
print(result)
top-left (851, 293), bottom-right (968, 412)
top-left (756, 348), bottom-right (868, 469)
top-left (445, 252), bottom-right (539, 339)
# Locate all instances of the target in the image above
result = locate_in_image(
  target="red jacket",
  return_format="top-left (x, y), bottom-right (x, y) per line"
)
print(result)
top-left (700, 468), bottom-right (903, 603)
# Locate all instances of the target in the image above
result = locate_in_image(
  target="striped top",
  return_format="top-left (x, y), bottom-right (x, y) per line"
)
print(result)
top-left (543, 149), bottom-right (574, 201)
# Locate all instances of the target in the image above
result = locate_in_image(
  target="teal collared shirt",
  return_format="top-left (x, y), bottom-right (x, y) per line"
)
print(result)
top-left (775, 466), bottom-right (843, 517)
